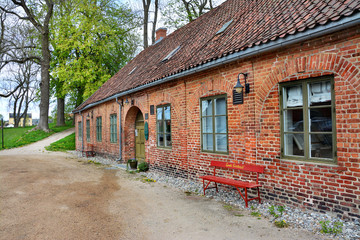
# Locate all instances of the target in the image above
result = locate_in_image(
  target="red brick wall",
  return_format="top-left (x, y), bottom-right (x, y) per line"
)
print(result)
top-left (75, 26), bottom-right (360, 220)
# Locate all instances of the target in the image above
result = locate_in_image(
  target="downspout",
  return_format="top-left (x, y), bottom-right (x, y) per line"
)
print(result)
top-left (116, 97), bottom-right (122, 161)
top-left (79, 111), bottom-right (84, 154)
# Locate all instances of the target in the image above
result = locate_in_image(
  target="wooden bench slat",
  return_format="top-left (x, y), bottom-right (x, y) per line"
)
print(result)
top-left (200, 175), bottom-right (261, 188)
top-left (210, 161), bottom-right (264, 173)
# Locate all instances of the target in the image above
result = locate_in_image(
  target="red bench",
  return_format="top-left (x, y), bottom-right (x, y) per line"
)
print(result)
top-left (200, 161), bottom-right (264, 207)
top-left (83, 144), bottom-right (95, 158)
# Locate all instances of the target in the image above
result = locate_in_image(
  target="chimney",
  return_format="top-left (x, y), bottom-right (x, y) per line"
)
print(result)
top-left (155, 28), bottom-right (167, 42)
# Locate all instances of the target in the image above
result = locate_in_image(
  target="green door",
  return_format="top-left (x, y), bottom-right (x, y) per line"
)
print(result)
top-left (135, 112), bottom-right (145, 161)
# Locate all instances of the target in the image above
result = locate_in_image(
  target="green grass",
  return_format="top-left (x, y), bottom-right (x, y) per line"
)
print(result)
top-left (45, 133), bottom-right (75, 152)
top-left (0, 121), bottom-right (73, 150)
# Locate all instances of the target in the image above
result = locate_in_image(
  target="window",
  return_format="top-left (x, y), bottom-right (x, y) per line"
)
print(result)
top-left (86, 120), bottom-right (90, 142)
top-left (110, 114), bottom-right (117, 143)
top-left (96, 117), bottom-right (102, 142)
top-left (200, 95), bottom-right (228, 153)
top-left (280, 76), bottom-right (336, 162)
top-left (157, 105), bottom-right (171, 147)
top-left (78, 121), bottom-right (82, 141)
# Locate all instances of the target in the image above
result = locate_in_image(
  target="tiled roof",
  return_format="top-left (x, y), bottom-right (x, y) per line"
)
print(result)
top-left (75, 0), bottom-right (360, 111)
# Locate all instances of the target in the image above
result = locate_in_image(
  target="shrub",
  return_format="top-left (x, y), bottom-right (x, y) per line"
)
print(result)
top-left (138, 161), bottom-right (149, 172)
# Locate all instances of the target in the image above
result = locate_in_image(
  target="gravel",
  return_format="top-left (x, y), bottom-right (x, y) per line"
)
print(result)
top-left (71, 152), bottom-right (360, 240)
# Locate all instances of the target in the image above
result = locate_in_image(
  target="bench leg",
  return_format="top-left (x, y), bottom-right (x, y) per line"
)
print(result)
top-left (215, 182), bottom-right (218, 192)
top-left (245, 187), bottom-right (248, 208)
top-left (257, 187), bottom-right (261, 204)
top-left (202, 179), bottom-right (205, 195)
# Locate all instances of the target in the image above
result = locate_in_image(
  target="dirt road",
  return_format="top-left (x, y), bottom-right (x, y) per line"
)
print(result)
top-left (0, 132), bottom-right (329, 240)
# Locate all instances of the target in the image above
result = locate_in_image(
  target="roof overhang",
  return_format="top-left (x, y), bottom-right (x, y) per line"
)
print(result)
top-left (73, 12), bottom-right (360, 114)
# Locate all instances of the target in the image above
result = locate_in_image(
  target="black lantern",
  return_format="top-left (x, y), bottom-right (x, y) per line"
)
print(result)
top-left (233, 73), bottom-right (249, 105)
top-left (234, 72), bottom-right (249, 93)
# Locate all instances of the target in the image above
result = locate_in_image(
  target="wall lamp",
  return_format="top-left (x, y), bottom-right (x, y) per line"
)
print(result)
top-left (125, 98), bottom-right (129, 105)
top-left (86, 110), bottom-right (93, 119)
top-left (234, 72), bottom-right (250, 94)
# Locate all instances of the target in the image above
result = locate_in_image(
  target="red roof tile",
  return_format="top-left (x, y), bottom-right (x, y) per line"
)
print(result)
top-left (75, 0), bottom-right (360, 111)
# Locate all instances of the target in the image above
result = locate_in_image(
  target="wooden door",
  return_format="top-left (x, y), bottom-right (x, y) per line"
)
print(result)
top-left (135, 112), bottom-right (145, 161)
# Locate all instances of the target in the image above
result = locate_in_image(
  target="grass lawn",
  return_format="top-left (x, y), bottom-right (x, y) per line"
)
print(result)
top-left (0, 121), bottom-right (73, 150)
top-left (45, 133), bottom-right (75, 152)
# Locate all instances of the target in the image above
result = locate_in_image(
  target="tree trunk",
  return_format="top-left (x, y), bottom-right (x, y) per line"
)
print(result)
top-left (56, 97), bottom-right (65, 126)
top-left (36, 3), bottom-right (53, 132)
top-left (151, 0), bottom-right (159, 45)
top-left (142, 0), bottom-right (151, 49)
top-left (37, 30), bottom-right (51, 132)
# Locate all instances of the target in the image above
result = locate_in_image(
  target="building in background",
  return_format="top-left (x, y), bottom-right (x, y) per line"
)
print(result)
top-left (8, 113), bottom-right (32, 127)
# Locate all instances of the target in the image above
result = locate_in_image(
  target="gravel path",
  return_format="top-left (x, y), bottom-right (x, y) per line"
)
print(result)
top-left (0, 131), bottom-right (357, 239)
top-left (0, 127), bottom-right (74, 156)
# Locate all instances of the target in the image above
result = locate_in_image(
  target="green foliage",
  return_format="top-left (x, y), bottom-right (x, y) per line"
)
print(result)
top-left (319, 220), bottom-right (343, 235)
top-left (45, 133), bottom-right (75, 152)
top-left (0, 121), bottom-right (73, 149)
top-left (223, 204), bottom-right (234, 211)
top-left (87, 160), bottom-right (101, 165)
top-left (268, 205), bottom-right (286, 219)
top-left (274, 220), bottom-right (289, 228)
top-left (138, 161), bottom-right (149, 172)
top-left (51, 0), bottom-right (141, 105)
top-left (142, 177), bottom-right (156, 183)
top-left (250, 211), bottom-right (261, 217)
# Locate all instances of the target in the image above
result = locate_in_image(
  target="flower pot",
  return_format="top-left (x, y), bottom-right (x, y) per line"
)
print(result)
top-left (129, 160), bottom-right (138, 169)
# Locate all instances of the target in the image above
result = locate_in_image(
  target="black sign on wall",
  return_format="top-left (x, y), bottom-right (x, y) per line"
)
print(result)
top-left (145, 113), bottom-right (149, 120)
top-left (150, 105), bottom-right (155, 115)
top-left (233, 89), bottom-right (243, 105)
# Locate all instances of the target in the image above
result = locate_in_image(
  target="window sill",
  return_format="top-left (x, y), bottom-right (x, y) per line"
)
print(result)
top-left (157, 147), bottom-right (172, 151)
top-left (280, 158), bottom-right (337, 167)
top-left (201, 151), bottom-right (229, 156)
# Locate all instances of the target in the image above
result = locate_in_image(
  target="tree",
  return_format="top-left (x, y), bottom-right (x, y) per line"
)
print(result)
top-left (162, 0), bottom-right (219, 29)
top-left (51, 0), bottom-right (140, 109)
top-left (7, 59), bottom-right (38, 127)
top-left (0, 7), bottom-right (38, 98)
top-left (1, 0), bottom-right (54, 132)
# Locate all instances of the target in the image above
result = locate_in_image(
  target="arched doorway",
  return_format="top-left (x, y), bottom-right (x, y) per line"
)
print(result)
top-left (135, 111), bottom-right (145, 161)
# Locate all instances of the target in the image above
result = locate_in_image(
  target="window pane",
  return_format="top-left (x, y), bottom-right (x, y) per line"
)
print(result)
top-left (310, 108), bottom-right (332, 132)
top-left (284, 109), bottom-right (303, 132)
top-left (215, 134), bottom-right (227, 152)
top-left (157, 120), bottom-right (164, 133)
top-left (202, 117), bottom-right (213, 133)
top-left (215, 97), bottom-right (226, 115)
top-left (202, 99), bottom-right (212, 116)
top-left (157, 107), bottom-right (163, 120)
top-left (310, 134), bottom-right (332, 159)
top-left (202, 134), bottom-right (213, 151)
top-left (309, 81), bottom-right (331, 106)
top-left (164, 106), bottom-right (171, 120)
top-left (284, 85), bottom-right (303, 108)
top-left (165, 120), bottom-right (171, 133)
top-left (158, 134), bottom-right (164, 146)
top-left (215, 116), bottom-right (226, 133)
top-left (284, 133), bottom-right (304, 156)
top-left (165, 134), bottom-right (172, 147)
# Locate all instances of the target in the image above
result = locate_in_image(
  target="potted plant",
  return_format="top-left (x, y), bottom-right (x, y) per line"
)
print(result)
top-left (127, 159), bottom-right (138, 169)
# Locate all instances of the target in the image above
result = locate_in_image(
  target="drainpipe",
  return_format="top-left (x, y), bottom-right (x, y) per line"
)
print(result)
top-left (116, 97), bottom-right (122, 161)
top-left (79, 111), bottom-right (84, 154)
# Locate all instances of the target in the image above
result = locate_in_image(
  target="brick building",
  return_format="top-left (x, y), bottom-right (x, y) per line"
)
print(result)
top-left (74, 0), bottom-right (360, 220)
